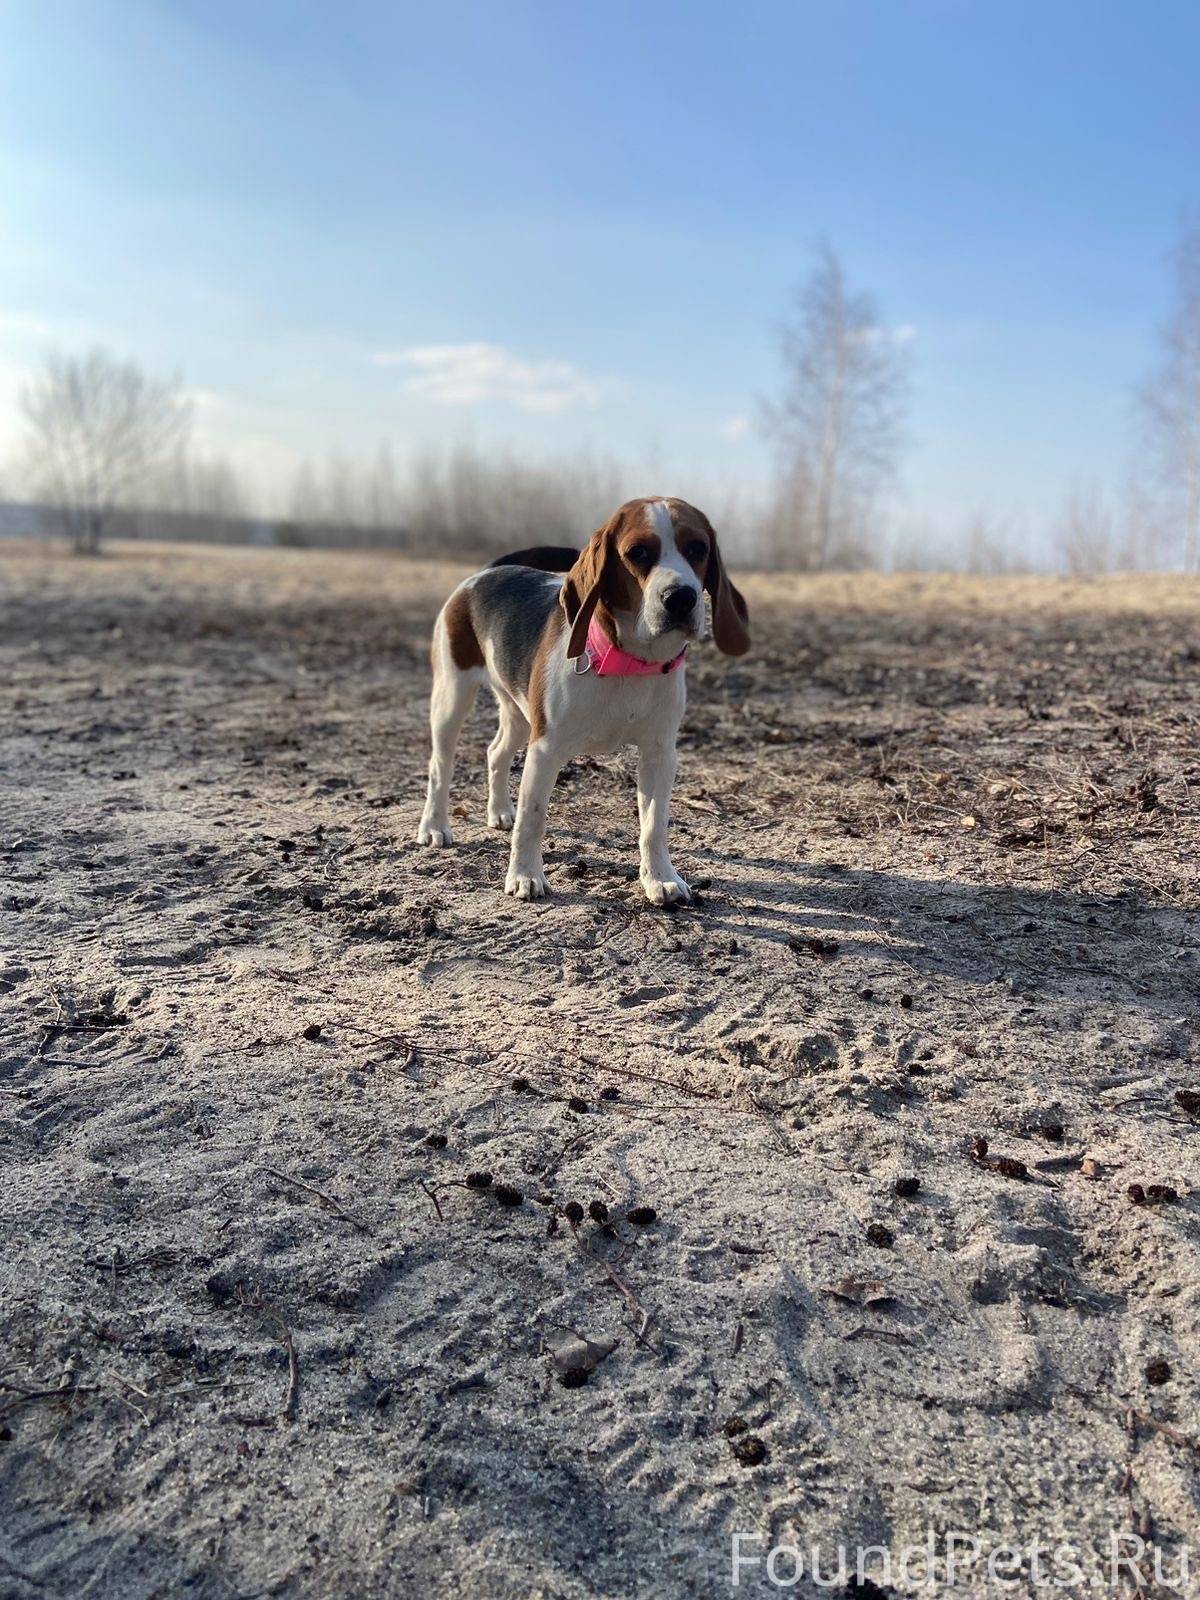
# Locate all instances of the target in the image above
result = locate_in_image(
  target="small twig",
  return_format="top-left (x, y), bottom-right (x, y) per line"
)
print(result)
top-left (205, 1036), bottom-right (286, 1059)
top-left (234, 1291), bottom-right (299, 1420)
top-left (749, 1094), bottom-right (795, 1157)
top-left (417, 1179), bottom-right (444, 1220)
top-left (843, 1324), bottom-right (915, 1345)
top-left (1066, 1384), bottom-right (1200, 1456)
top-left (1126, 1406), bottom-right (1200, 1456)
top-left (541, 1124), bottom-right (597, 1180)
top-left (566, 1217), bottom-right (659, 1352)
top-left (0, 1380), bottom-right (100, 1420)
top-left (675, 794), bottom-right (722, 815)
top-left (262, 1167), bottom-right (369, 1233)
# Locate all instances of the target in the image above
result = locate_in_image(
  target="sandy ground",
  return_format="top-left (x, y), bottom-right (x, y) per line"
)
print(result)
top-left (2, 539), bottom-right (1200, 1600)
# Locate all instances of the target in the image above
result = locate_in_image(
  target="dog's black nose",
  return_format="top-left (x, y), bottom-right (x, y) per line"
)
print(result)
top-left (663, 585), bottom-right (698, 621)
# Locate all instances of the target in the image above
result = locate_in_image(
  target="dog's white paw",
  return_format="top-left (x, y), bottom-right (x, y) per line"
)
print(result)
top-left (487, 805), bottom-right (516, 832)
top-left (505, 865), bottom-right (549, 900)
top-left (641, 873), bottom-right (691, 907)
top-left (417, 819), bottom-right (454, 847)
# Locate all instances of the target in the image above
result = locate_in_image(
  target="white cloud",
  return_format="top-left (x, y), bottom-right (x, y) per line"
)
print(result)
top-left (0, 311), bottom-right (57, 342)
top-left (372, 341), bottom-right (601, 413)
top-left (720, 414), bottom-right (752, 441)
top-left (850, 323), bottom-right (916, 348)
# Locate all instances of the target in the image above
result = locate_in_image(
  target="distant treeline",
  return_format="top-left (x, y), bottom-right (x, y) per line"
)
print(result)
top-left (8, 231), bottom-right (1200, 572)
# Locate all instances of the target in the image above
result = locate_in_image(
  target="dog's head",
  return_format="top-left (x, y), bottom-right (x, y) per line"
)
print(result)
top-left (560, 497), bottom-right (750, 663)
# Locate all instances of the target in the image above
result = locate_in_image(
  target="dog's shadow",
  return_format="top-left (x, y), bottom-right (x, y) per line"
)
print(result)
top-left (542, 827), bottom-right (1196, 1012)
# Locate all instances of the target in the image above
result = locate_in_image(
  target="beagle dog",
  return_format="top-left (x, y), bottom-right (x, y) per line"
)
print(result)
top-left (416, 497), bottom-right (749, 904)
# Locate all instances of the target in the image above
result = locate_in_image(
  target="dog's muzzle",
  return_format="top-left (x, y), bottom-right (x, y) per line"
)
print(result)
top-left (662, 584), bottom-right (699, 622)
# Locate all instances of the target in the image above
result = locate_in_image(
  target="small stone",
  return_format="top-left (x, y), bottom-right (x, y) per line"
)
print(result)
top-left (866, 1222), bottom-right (894, 1247)
top-left (1080, 1157), bottom-right (1102, 1179)
top-left (205, 1271), bottom-right (238, 1305)
top-left (729, 1434), bottom-right (768, 1467)
top-left (992, 1156), bottom-right (1028, 1180)
top-left (722, 1415), bottom-right (749, 1437)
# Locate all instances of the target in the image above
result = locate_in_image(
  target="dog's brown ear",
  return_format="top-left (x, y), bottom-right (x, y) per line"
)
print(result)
top-left (703, 520), bottom-right (750, 656)
top-left (561, 512), bottom-right (618, 659)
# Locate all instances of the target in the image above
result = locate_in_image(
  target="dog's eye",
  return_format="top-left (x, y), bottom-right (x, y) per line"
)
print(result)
top-left (683, 540), bottom-right (707, 564)
top-left (626, 544), bottom-right (654, 567)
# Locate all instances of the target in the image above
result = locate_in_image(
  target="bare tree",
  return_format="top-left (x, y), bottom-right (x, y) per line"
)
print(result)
top-left (157, 445), bottom-right (246, 523)
top-left (961, 507), bottom-right (1031, 575)
top-left (1138, 223), bottom-right (1200, 571)
top-left (20, 349), bottom-right (191, 553)
top-left (762, 244), bottom-right (910, 569)
top-left (1055, 482), bottom-right (1114, 576)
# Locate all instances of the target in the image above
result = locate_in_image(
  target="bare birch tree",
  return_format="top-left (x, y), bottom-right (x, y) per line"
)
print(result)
top-left (20, 349), bottom-right (191, 553)
top-left (762, 244), bottom-right (910, 569)
top-left (1054, 482), bottom-right (1114, 576)
top-left (1138, 223), bottom-right (1200, 571)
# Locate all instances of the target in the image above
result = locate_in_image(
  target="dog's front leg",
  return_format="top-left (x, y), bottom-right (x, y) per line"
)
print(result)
top-left (636, 738), bottom-right (690, 906)
top-left (505, 738), bottom-right (563, 900)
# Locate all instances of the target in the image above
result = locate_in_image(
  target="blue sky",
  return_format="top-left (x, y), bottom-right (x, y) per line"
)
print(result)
top-left (1, 0), bottom-right (1197, 542)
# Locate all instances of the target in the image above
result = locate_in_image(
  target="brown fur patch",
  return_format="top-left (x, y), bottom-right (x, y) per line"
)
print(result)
top-left (443, 587), bottom-right (484, 671)
top-left (666, 500), bottom-right (713, 581)
top-left (528, 605), bottom-right (564, 742)
top-left (561, 500), bottom-right (653, 657)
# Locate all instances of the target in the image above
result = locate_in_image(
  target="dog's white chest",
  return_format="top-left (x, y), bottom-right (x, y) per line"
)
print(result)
top-left (574, 673), bottom-right (684, 755)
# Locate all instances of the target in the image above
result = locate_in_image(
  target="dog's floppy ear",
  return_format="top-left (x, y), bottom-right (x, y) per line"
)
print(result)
top-left (561, 511), bottom-right (619, 659)
top-left (703, 518), bottom-right (751, 656)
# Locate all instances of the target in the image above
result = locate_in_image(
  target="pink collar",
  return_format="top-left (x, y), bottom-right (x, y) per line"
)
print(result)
top-left (581, 617), bottom-right (687, 677)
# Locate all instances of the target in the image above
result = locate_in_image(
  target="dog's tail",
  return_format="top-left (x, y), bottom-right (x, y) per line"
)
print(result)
top-left (488, 546), bottom-right (580, 572)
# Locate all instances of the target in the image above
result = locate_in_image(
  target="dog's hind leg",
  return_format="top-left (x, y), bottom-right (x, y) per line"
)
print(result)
top-left (417, 613), bottom-right (482, 847)
top-left (486, 690), bottom-right (528, 832)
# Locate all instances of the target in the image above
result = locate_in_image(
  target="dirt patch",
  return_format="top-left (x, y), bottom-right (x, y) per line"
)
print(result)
top-left (2, 541), bottom-right (1199, 1598)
